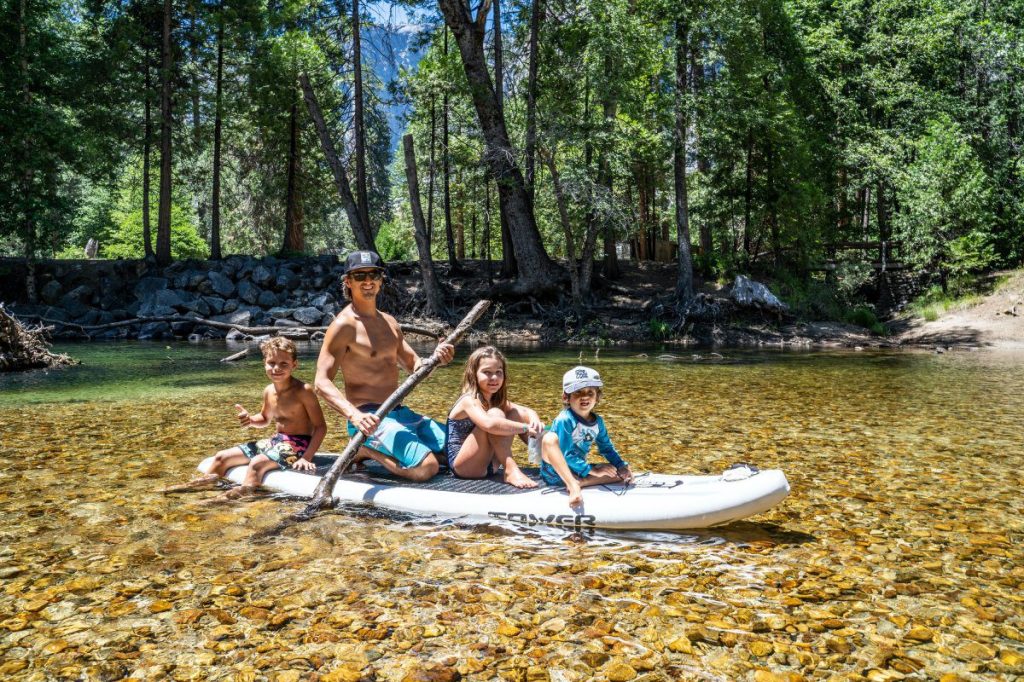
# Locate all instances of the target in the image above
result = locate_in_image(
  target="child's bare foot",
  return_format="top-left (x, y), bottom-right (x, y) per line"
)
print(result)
top-left (504, 467), bottom-right (538, 489)
top-left (198, 485), bottom-right (257, 504)
top-left (222, 485), bottom-right (257, 500)
top-left (161, 473), bottom-right (220, 494)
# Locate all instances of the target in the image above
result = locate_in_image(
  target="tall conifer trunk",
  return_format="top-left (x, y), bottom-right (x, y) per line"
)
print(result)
top-left (18, 0), bottom-right (38, 301)
top-left (690, 41), bottom-right (711, 264)
top-left (675, 14), bottom-right (692, 296)
top-left (524, 0), bottom-right (541, 203)
top-left (299, 73), bottom-right (375, 251)
top-left (438, 0), bottom-right (562, 293)
top-left (143, 54), bottom-right (154, 258)
top-left (443, 29), bottom-right (459, 268)
top-left (156, 0), bottom-right (173, 265)
top-left (427, 99), bottom-right (436, 242)
top-left (490, 0), bottom-right (516, 278)
top-left (402, 134), bottom-right (445, 316)
top-left (352, 0), bottom-right (371, 236)
top-left (599, 83), bottom-right (619, 279)
top-left (210, 7), bottom-right (223, 259)
top-left (282, 99), bottom-right (304, 253)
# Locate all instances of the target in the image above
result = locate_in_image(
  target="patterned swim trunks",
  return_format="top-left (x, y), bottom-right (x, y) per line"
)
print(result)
top-left (238, 433), bottom-right (312, 470)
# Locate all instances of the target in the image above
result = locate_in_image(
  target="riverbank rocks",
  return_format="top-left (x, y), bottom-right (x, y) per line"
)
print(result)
top-left (6, 256), bottom-right (350, 340)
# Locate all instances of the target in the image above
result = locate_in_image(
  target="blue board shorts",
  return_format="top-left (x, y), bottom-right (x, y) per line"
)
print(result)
top-left (347, 404), bottom-right (446, 468)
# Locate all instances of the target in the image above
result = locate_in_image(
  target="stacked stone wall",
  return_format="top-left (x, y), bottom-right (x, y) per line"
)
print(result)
top-left (2, 256), bottom-right (351, 340)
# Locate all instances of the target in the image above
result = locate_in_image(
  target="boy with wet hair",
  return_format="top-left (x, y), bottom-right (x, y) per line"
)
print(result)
top-left (539, 365), bottom-right (633, 508)
top-left (163, 336), bottom-right (327, 499)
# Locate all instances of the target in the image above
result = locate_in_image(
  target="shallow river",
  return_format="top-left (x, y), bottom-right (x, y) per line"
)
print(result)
top-left (0, 343), bottom-right (1022, 681)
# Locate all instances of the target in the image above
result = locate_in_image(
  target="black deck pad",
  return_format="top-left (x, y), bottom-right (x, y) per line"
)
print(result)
top-left (308, 454), bottom-right (550, 495)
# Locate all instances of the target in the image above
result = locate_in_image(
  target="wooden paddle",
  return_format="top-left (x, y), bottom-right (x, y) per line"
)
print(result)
top-left (304, 299), bottom-right (491, 513)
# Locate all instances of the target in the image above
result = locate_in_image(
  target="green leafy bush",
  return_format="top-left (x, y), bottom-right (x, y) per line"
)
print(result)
top-left (374, 221), bottom-right (415, 261)
top-left (102, 205), bottom-right (209, 260)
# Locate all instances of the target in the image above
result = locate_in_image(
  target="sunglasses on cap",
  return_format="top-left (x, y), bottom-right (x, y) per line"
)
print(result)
top-left (347, 270), bottom-right (383, 282)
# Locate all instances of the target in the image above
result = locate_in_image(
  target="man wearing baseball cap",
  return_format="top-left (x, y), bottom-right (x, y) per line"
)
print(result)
top-left (314, 251), bottom-right (454, 481)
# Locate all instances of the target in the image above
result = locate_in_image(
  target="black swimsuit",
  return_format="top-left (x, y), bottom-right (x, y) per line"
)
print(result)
top-left (444, 415), bottom-right (476, 469)
top-left (445, 398), bottom-right (497, 476)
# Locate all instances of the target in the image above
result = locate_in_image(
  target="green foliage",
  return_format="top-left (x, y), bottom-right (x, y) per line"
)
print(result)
top-left (104, 204), bottom-right (208, 260)
top-left (373, 220), bottom-right (415, 262)
top-left (894, 115), bottom-right (997, 282)
top-left (648, 318), bottom-right (672, 341)
top-left (907, 281), bottom-right (990, 321)
top-left (1, 0), bottom-right (1020, 290)
top-left (842, 307), bottom-right (886, 335)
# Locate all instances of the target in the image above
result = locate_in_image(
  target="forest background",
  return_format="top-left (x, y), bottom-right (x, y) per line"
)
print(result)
top-left (1, 0), bottom-right (1021, 321)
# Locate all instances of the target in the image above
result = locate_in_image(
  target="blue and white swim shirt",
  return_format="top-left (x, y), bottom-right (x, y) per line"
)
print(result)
top-left (540, 408), bottom-right (627, 486)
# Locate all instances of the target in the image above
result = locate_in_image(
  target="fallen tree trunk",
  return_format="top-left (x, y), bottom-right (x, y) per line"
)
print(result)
top-left (15, 314), bottom-right (441, 341)
top-left (0, 304), bottom-right (77, 372)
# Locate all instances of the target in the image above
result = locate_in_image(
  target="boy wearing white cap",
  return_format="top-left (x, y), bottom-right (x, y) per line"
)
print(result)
top-left (539, 365), bottom-right (633, 507)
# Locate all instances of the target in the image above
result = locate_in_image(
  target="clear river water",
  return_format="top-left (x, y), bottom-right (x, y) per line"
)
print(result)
top-left (0, 342), bottom-right (1021, 681)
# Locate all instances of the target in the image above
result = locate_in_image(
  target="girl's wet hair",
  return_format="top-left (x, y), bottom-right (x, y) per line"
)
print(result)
top-left (260, 336), bottom-right (297, 361)
top-left (461, 345), bottom-right (508, 409)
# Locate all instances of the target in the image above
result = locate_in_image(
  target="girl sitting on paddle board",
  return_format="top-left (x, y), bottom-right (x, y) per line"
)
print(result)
top-left (446, 346), bottom-right (543, 488)
top-left (540, 366), bottom-right (633, 508)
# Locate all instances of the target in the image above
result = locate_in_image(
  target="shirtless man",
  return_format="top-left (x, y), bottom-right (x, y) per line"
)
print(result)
top-left (314, 251), bottom-right (454, 481)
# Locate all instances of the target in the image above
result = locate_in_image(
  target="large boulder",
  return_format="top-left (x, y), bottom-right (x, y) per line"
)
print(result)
top-left (134, 277), bottom-right (169, 300)
top-left (274, 270), bottom-right (300, 292)
top-left (730, 275), bottom-right (789, 314)
top-left (153, 288), bottom-right (186, 309)
top-left (268, 307), bottom-right (295, 319)
top-left (138, 321), bottom-right (172, 340)
top-left (206, 271), bottom-right (235, 298)
top-left (203, 296), bottom-right (225, 315)
top-left (292, 306), bottom-right (322, 326)
top-left (257, 289), bottom-right (280, 308)
top-left (237, 280), bottom-right (262, 305)
top-left (173, 269), bottom-right (207, 290)
top-left (213, 309), bottom-right (251, 328)
top-left (182, 295), bottom-right (212, 317)
top-left (252, 264), bottom-right (274, 287)
top-left (59, 286), bottom-right (93, 319)
top-left (40, 280), bottom-right (63, 305)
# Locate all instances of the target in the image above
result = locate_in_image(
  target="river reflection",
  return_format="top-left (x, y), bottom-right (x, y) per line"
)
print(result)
top-left (1, 343), bottom-right (1022, 681)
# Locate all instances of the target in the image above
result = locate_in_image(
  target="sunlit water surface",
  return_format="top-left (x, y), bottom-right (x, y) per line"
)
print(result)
top-left (1, 343), bottom-right (1022, 681)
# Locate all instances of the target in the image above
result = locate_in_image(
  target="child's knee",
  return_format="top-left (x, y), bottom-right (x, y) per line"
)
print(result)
top-left (503, 404), bottom-right (524, 420)
top-left (251, 455), bottom-right (276, 471)
top-left (485, 407), bottom-right (506, 419)
top-left (213, 449), bottom-right (235, 464)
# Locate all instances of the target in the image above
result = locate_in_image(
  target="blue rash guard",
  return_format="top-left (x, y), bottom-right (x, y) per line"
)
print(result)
top-left (540, 408), bottom-right (627, 486)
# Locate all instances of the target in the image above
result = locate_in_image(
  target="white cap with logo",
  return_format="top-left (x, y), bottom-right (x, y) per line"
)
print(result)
top-left (562, 366), bottom-right (603, 394)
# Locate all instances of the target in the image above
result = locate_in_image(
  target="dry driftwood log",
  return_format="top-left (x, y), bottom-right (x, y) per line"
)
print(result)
top-left (19, 314), bottom-right (441, 341)
top-left (0, 305), bottom-right (76, 372)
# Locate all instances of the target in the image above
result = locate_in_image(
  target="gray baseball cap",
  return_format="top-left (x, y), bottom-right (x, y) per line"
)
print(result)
top-left (343, 250), bottom-right (384, 275)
